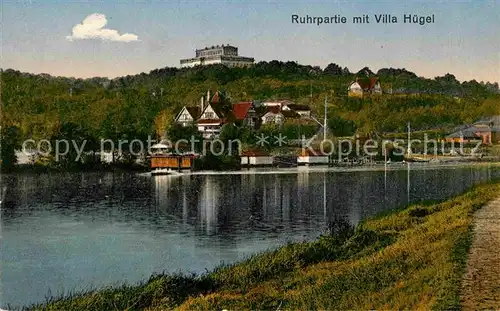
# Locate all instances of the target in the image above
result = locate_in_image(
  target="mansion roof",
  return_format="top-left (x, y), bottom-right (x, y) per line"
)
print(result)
top-left (350, 77), bottom-right (380, 90)
top-left (232, 102), bottom-right (253, 120)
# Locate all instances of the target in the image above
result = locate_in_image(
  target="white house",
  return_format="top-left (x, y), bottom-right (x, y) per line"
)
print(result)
top-left (261, 106), bottom-right (285, 125)
top-left (261, 106), bottom-right (302, 126)
top-left (197, 103), bottom-right (224, 139)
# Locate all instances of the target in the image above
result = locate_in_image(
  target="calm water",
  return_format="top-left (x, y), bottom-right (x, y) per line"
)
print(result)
top-left (1, 164), bottom-right (499, 307)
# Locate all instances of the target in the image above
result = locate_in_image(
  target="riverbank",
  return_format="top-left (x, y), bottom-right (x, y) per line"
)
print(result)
top-left (5, 155), bottom-right (500, 175)
top-left (25, 179), bottom-right (500, 311)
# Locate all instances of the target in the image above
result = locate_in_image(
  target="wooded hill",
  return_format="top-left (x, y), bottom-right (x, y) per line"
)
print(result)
top-left (1, 62), bottom-right (499, 165)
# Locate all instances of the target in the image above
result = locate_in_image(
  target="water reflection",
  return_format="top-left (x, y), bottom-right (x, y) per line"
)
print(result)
top-left (1, 165), bottom-right (499, 308)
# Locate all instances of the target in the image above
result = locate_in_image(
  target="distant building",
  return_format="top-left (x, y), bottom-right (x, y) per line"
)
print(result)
top-left (180, 45), bottom-right (254, 68)
top-left (261, 100), bottom-right (294, 108)
top-left (445, 115), bottom-right (500, 145)
top-left (261, 106), bottom-right (300, 126)
top-left (444, 130), bottom-right (482, 144)
top-left (348, 77), bottom-right (382, 97)
top-left (261, 106), bottom-right (284, 125)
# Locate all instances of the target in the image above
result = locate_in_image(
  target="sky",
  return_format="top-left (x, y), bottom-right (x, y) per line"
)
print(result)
top-left (1, 0), bottom-right (499, 82)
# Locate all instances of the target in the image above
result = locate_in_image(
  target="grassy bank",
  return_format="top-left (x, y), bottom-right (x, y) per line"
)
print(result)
top-left (28, 180), bottom-right (500, 311)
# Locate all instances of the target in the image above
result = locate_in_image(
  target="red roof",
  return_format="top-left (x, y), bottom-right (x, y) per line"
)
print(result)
top-left (354, 77), bottom-right (380, 90)
top-left (232, 102), bottom-right (253, 120)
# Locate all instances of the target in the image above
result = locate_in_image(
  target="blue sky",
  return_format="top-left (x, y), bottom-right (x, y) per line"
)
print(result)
top-left (2, 1), bottom-right (499, 82)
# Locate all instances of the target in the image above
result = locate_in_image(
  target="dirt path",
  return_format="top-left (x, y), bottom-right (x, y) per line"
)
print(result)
top-left (461, 195), bottom-right (500, 310)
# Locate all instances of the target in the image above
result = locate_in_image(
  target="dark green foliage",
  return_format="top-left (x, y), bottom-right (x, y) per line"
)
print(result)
top-left (281, 123), bottom-right (318, 141)
top-left (323, 63), bottom-right (344, 76)
top-left (0, 125), bottom-right (20, 171)
top-left (357, 66), bottom-right (375, 76)
top-left (1, 65), bottom-right (499, 170)
top-left (166, 123), bottom-right (203, 152)
top-left (328, 115), bottom-right (356, 136)
top-left (324, 215), bottom-right (355, 240)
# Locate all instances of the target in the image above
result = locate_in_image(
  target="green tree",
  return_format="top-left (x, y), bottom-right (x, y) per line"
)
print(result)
top-left (0, 125), bottom-right (21, 171)
top-left (328, 116), bottom-right (356, 137)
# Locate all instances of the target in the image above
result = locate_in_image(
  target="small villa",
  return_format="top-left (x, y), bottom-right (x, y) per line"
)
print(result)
top-left (174, 90), bottom-right (231, 139)
top-left (232, 102), bottom-right (259, 128)
top-left (260, 104), bottom-right (304, 126)
top-left (197, 102), bottom-right (226, 139)
top-left (261, 106), bottom-right (284, 125)
top-left (348, 77), bottom-right (382, 97)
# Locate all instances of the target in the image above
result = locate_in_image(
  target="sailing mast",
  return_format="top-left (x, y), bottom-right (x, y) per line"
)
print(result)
top-left (323, 96), bottom-right (328, 140)
top-left (407, 121), bottom-right (412, 157)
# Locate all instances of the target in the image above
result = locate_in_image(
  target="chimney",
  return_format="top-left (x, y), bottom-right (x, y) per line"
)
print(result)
top-left (207, 90), bottom-right (211, 103)
top-left (200, 96), bottom-right (205, 112)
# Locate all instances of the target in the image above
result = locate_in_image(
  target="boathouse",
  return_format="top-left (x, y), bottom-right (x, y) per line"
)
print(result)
top-left (297, 149), bottom-right (330, 165)
top-left (240, 149), bottom-right (273, 167)
top-left (150, 143), bottom-right (197, 170)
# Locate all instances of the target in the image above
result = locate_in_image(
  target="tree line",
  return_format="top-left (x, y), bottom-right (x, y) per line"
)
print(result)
top-left (1, 63), bottom-right (499, 171)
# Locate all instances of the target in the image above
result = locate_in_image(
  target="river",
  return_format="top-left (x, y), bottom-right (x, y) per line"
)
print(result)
top-left (1, 163), bottom-right (499, 308)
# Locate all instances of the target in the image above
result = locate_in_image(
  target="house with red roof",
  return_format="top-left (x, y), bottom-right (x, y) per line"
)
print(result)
top-left (348, 77), bottom-right (382, 97)
top-left (232, 102), bottom-right (259, 128)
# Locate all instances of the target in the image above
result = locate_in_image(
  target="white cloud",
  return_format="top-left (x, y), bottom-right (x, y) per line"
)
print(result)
top-left (66, 13), bottom-right (139, 42)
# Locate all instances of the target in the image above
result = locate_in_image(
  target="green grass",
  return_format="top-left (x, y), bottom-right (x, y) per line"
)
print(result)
top-left (28, 180), bottom-right (500, 311)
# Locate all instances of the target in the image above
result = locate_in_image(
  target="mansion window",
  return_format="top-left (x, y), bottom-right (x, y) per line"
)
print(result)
top-left (205, 112), bottom-right (215, 119)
